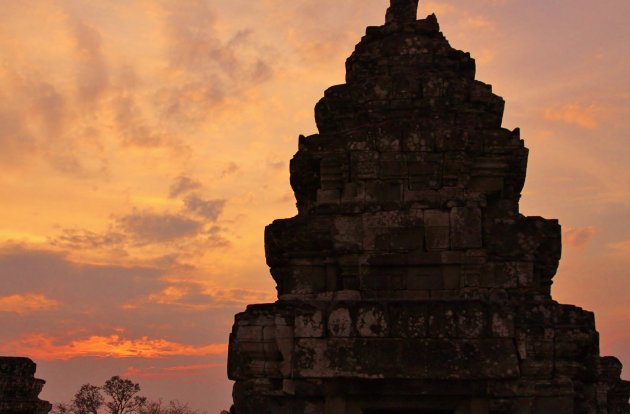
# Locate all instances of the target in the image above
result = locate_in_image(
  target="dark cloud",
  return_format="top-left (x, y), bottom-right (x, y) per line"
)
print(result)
top-left (117, 210), bottom-right (203, 242)
top-left (0, 14), bottom-right (106, 175)
top-left (113, 94), bottom-right (187, 151)
top-left (564, 226), bottom-right (597, 249)
top-left (0, 106), bottom-right (36, 165)
top-left (0, 245), bottom-right (158, 298)
top-left (221, 162), bottom-right (239, 177)
top-left (50, 194), bottom-right (229, 251)
top-left (250, 59), bottom-right (273, 83)
top-left (0, 244), bottom-right (162, 339)
top-left (0, 70), bottom-right (70, 169)
top-left (184, 194), bottom-right (225, 221)
top-left (164, 0), bottom-right (236, 75)
top-left (207, 225), bottom-right (230, 248)
top-left (155, 82), bottom-right (225, 122)
top-left (0, 242), bottom-right (246, 394)
top-left (50, 229), bottom-right (126, 250)
top-left (169, 176), bottom-right (203, 198)
top-left (267, 159), bottom-right (285, 171)
top-left (48, 154), bottom-right (92, 177)
top-left (27, 79), bottom-right (66, 137)
top-left (154, 0), bottom-right (274, 123)
top-left (68, 17), bottom-right (109, 105)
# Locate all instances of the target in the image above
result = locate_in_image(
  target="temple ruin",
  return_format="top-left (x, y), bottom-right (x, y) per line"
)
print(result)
top-left (227, 1), bottom-right (630, 413)
top-left (0, 357), bottom-right (52, 414)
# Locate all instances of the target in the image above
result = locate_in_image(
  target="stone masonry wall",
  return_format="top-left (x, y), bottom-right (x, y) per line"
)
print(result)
top-left (228, 1), bottom-right (630, 413)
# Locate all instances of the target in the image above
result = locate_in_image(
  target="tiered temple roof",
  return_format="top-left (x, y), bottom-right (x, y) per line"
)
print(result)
top-left (228, 1), bottom-right (630, 413)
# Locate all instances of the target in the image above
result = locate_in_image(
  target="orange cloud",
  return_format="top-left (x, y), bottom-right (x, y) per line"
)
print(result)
top-left (149, 285), bottom-right (188, 304)
top-left (609, 240), bottom-right (630, 256)
top-left (0, 294), bottom-right (59, 314)
top-left (563, 226), bottom-right (597, 249)
top-left (123, 362), bottom-right (222, 379)
top-left (544, 103), bottom-right (600, 129)
top-left (463, 16), bottom-right (497, 32)
top-left (145, 282), bottom-right (276, 310)
top-left (0, 333), bottom-right (227, 361)
top-left (211, 288), bottom-right (276, 305)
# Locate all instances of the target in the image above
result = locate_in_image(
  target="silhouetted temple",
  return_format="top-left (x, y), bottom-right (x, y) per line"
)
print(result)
top-left (228, 1), bottom-right (630, 413)
top-left (0, 357), bottom-right (52, 414)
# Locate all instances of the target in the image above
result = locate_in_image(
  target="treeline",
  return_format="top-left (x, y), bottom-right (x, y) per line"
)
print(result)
top-left (50, 375), bottom-right (213, 414)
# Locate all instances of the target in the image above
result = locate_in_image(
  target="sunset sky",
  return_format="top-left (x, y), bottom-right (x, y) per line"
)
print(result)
top-left (0, 0), bottom-right (629, 412)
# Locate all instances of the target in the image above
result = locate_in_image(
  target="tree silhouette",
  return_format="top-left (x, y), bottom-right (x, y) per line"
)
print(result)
top-left (52, 376), bottom-right (208, 414)
top-left (103, 376), bottom-right (147, 414)
top-left (138, 400), bottom-right (202, 414)
top-left (164, 400), bottom-right (197, 414)
top-left (50, 403), bottom-right (73, 414)
top-left (73, 384), bottom-right (104, 414)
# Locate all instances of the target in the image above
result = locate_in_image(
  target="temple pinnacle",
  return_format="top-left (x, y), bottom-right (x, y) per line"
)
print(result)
top-left (385, 0), bottom-right (419, 24)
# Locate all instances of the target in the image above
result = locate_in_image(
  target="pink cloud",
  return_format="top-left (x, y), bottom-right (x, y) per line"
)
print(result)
top-left (116, 210), bottom-right (204, 243)
top-left (609, 240), bottom-right (630, 256)
top-left (221, 162), bottom-right (239, 178)
top-left (169, 176), bottom-right (203, 199)
top-left (123, 362), bottom-right (222, 379)
top-left (544, 103), bottom-right (600, 129)
top-left (563, 226), bottom-right (597, 249)
top-left (463, 15), bottom-right (497, 32)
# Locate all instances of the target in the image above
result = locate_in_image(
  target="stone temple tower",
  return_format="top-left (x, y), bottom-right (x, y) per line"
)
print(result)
top-left (227, 1), bottom-right (630, 413)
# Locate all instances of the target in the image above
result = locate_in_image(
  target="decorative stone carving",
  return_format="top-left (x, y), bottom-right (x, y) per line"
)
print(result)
top-left (228, 1), bottom-right (630, 413)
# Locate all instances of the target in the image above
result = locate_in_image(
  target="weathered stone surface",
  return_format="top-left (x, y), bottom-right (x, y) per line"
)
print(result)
top-left (0, 357), bottom-right (52, 414)
top-left (228, 1), bottom-right (630, 413)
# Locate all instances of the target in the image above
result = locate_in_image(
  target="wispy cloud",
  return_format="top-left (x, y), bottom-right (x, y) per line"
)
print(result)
top-left (169, 176), bottom-right (203, 199)
top-left (67, 16), bottom-right (109, 105)
top-left (145, 280), bottom-right (275, 310)
top-left (462, 15), bottom-right (497, 32)
top-left (0, 332), bottom-right (227, 361)
top-left (117, 210), bottom-right (204, 243)
top-left (0, 294), bottom-right (59, 314)
top-left (544, 103), bottom-right (600, 129)
top-left (153, 0), bottom-right (273, 123)
top-left (123, 362), bottom-right (222, 379)
top-left (563, 226), bottom-right (597, 249)
top-left (183, 195), bottom-right (225, 221)
top-left (51, 229), bottom-right (126, 250)
top-left (221, 162), bottom-right (239, 178)
top-left (609, 240), bottom-right (630, 256)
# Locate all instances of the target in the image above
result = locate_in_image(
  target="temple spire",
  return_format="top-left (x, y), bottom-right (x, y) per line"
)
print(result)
top-left (385, 0), bottom-right (419, 24)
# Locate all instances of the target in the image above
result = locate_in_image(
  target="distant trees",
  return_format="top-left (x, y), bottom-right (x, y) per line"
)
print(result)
top-left (137, 400), bottom-right (202, 414)
top-left (103, 376), bottom-right (146, 414)
top-left (51, 403), bottom-right (73, 414)
top-left (73, 384), bottom-right (104, 414)
top-left (50, 376), bottom-right (206, 414)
